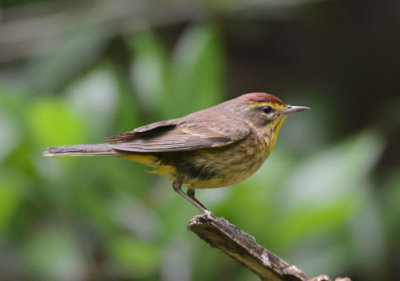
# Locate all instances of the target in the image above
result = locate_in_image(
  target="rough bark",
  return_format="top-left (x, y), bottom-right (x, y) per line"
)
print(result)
top-left (188, 213), bottom-right (351, 281)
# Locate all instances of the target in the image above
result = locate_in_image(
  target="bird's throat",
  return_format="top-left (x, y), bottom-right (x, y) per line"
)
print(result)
top-left (263, 116), bottom-right (287, 153)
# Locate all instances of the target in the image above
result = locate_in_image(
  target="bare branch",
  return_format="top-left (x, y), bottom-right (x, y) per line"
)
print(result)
top-left (188, 213), bottom-right (351, 281)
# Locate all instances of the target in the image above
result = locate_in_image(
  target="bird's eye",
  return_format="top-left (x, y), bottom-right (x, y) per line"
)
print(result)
top-left (262, 106), bottom-right (273, 114)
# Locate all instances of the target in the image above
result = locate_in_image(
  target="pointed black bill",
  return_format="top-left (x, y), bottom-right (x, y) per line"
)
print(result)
top-left (284, 105), bottom-right (310, 115)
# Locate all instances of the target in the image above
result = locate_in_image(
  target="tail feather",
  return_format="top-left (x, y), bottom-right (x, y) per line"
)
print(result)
top-left (43, 144), bottom-right (119, 157)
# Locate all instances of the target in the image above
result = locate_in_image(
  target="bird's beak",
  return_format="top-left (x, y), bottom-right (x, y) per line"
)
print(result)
top-left (283, 105), bottom-right (310, 115)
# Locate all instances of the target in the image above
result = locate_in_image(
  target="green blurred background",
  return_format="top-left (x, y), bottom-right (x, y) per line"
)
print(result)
top-left (0, 0), bottom-right (399, 280)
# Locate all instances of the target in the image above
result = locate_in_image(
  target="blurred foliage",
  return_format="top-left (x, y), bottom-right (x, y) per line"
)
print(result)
top-left (0, 1), bottom-right (400, 281)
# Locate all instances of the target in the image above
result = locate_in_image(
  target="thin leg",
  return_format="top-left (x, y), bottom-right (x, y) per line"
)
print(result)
top-left (173, 179), bottom-right (212, 215)
top-left (187, 188), bottom-right (208, 211)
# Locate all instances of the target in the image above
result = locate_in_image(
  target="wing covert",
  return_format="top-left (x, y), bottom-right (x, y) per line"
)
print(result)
top-left (108, 119), bottom-right (250, 153)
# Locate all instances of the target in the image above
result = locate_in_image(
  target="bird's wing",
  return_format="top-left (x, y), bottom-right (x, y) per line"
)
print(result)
top-left (107, 118), bottom-right (251, 153)
top-left (107, 119), bottom-right (177, 143)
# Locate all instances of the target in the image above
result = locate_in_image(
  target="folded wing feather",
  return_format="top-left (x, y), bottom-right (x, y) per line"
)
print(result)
top-left (107, 119), bottom-right (250, 153)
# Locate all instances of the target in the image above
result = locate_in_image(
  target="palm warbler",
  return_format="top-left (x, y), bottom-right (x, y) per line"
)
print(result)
top-left (44, 92), bottom-right (309, 214)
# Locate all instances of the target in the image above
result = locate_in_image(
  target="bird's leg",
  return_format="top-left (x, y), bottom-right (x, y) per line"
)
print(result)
top-left (172, 179), bottom-right (212, 215)
top-left (186, 188), bottom-right (208, 211)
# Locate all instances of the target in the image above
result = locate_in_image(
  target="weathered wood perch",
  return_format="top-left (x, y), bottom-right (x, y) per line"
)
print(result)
top-left (188, 213), bottom-right (351, 281)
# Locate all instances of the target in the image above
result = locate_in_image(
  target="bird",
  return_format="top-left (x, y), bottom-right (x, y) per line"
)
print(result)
top-left (44, 92), bottom-right (309, 214)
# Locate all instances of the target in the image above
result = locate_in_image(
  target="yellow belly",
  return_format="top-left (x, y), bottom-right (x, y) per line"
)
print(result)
top-left (181, 143), bottom-right (268, 188)
top-left (115, 117), bottom-right (286, 189)
top-left (118, 134), bottom-right (270, 189)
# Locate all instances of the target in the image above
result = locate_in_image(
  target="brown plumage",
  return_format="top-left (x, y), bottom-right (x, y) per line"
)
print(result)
top-left (44, 92), bottom-right (309, 214)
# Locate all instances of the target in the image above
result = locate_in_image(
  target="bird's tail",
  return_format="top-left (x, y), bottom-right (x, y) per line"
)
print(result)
top-left (43, 144), bottom-right (119, 157)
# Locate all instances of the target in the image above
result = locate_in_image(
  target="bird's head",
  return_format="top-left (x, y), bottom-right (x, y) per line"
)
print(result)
top-left (238, 92), bottom-right (309, 149)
